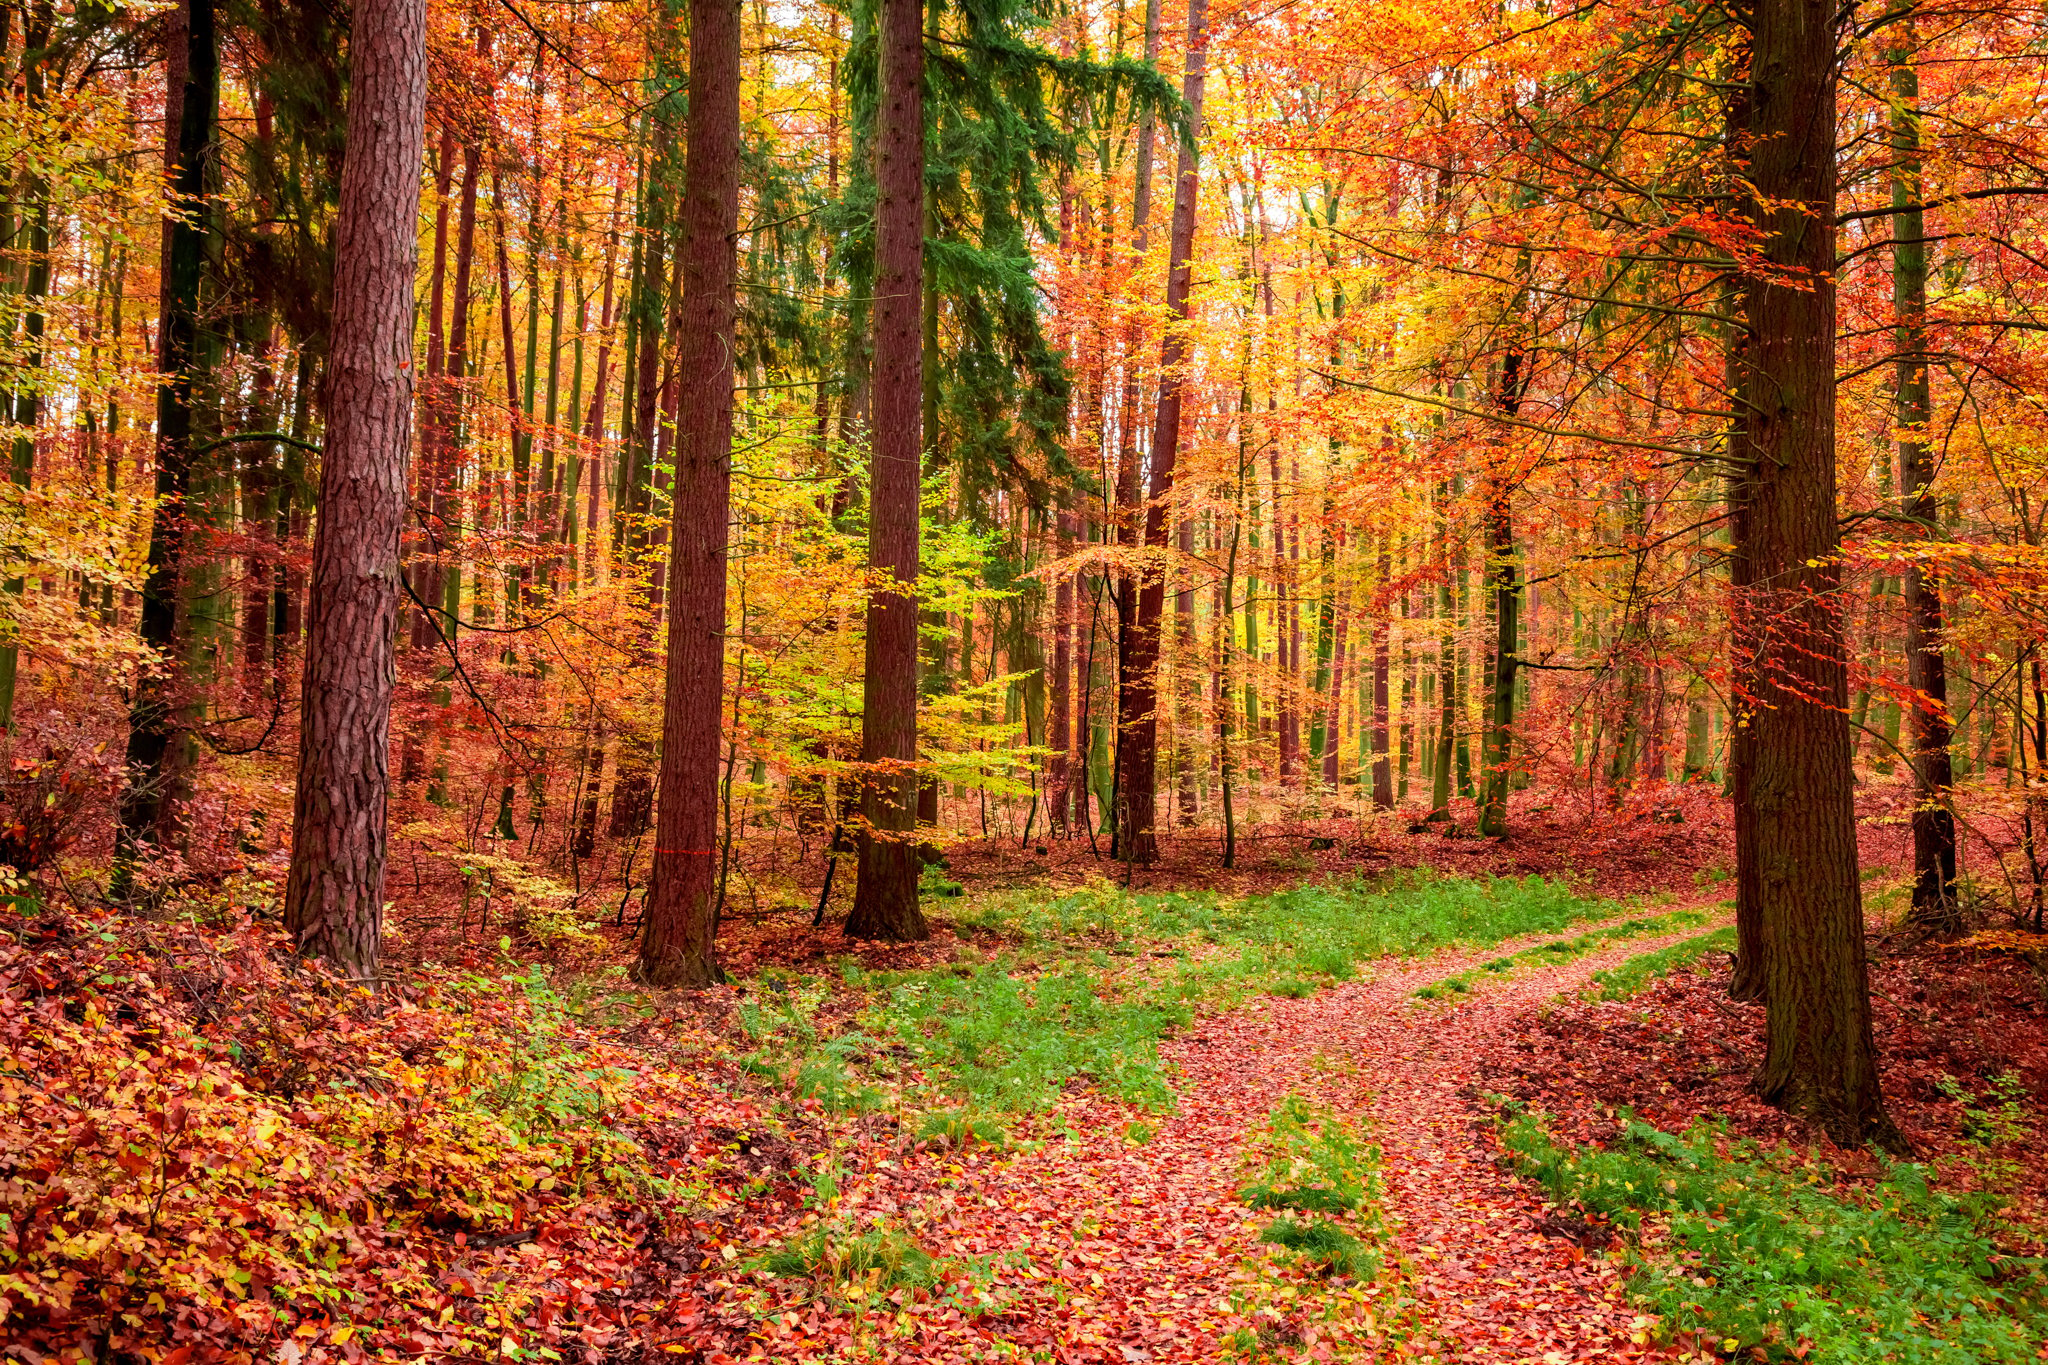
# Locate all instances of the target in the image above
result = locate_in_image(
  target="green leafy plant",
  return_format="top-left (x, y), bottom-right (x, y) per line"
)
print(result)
top-left (755, 1221), bottom-right (946, 1298)
top-left (1497, 1109), bottom-right (2048, 1361)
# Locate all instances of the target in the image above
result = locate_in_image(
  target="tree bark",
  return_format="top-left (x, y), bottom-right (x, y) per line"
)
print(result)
top-left (1739, 0), bottom-right (1897, 1146)
top-left (1371, 538), bottom-right (1394, 809)
top-left (638, 0), bottom-right (740, 987)
top-left (117, 0), bottom-right (216, 887)
top-left (848, 0), bottom-right (929, 940)
top-left (1477, 345), bottom-right (1526, 838)
top-left (1890, 16), bottom-right (1958, 930)
top-left (1049, 508), bottom-right (1076, 835)
top-left (283, 0), bottom-right (428, 981)
top-left (1110, 0), bottom-right (1162, 859)
top-left (0, 1), bottom-right (51, 734)
top-left (1115, 0), bottom-right (1210, 864)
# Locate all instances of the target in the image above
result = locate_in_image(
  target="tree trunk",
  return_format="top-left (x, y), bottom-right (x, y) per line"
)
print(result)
top-left (116, 0), bottom-right (216, 887)
top-left (1114, 0), bottom-right (1209, 865)
top-left (638, 0), bottom-right (739, 987)
top-left (283, 0), bottom-right (427, 980)
top-left (1109, 0), bottom-right (1163, 861)
top-left (1739, 0), bottom-right (1897, 1146)
top-left (1049, 509), bottom-right (1076, 836)
top-left (410, 123), bottom-right (457, 651)
top-left (848, 0), bottom-right (929, 940)
top-left (1371, 538), bottom-right (1394, 809)
top-left (1891, 19), bottom-right (1958, 930)
top-left (1477, 351), bottom-right (1524, 837)
top-left (0, 2), bottom-right (51, 734)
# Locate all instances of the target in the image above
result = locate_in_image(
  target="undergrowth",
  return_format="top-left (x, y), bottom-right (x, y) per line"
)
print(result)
top-left (1496, 1107), bottom-right (2048, 1362)
top-left (0, 892), bottom-right (729, 1359)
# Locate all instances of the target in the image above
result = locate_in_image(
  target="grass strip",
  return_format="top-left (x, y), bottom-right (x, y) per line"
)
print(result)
top-left (1583, 924), bottom-right (1737, 1001)
top-left (735, 871), bottom-right (1626, 1124)
top-left (1412, 908), bottom-right (1710, 1000)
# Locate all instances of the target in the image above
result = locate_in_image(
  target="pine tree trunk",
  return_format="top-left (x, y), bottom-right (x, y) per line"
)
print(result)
top-left (848, 0), bottom-right (929, 940)
top-left (1109, 0), bottom-right (1163, 861)
top-left (1740, 0), bottom-right (1897, 1146)
top-left (283, 0), bottom-right (427, 980)
top-left (638, 0), bottom-right (739, 987)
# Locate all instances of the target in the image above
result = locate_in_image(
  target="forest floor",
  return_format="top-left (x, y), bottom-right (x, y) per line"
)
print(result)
top-left (679, 904), bottom-right (1726, 1364)
top-left (9, 793), bottom-right (2048, 1363)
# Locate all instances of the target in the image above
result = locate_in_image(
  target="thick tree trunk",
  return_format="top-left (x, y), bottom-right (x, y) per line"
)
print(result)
top-left (1115, 0), bottom-right (1210, 865)
top-left (638, 0), bottom-right (739, 987)
top-left (1110, 0), bottom-right (1162, 860)
top-left (1890, 24), bottom-right (1958, 930)
top-left (848, 0), bottom-right (928, 940)
top-left (1739, 0), bottom-right (1897, 1146)
top-left (283, 0), bottom-right (427, 981)
top-left (117, 0), bottom-right (216, 887)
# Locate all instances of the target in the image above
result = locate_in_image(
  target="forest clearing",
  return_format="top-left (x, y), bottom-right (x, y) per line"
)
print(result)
top-left (4, 0), bottom-right (2048, 1357)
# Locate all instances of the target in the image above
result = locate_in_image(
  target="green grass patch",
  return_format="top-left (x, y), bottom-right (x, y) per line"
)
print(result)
top-left (756, 1221), bottom-right (945, 1294)
top-left (1497, 1109), bottom-right (2048, 1362)
top-left (1584, 925), bottom-right (1737, 1001)
top-left (743, 871), bottom-right (1622, 1123)
top-left (1238, 1095), bottom-right (1388, 1279)
top-left (1259, 1216), bottom-right (1378, 1278)
top-left (1412, 909), bottom-right (1709, 999)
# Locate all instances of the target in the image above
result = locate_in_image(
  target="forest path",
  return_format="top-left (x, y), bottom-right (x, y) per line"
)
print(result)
top-left (761, 909), bottom-right (1723, 1364)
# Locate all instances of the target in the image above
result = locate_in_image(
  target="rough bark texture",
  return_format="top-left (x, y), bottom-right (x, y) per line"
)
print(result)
top-left (1115, 0), bottom-right (1210, 865)
top-left (638, 0), bottom-right (740, 987)
top-left (1739, 0), bottom-right (1896, 1146)
top-left (848, 0), bottom-right (929, 941)
top-left (283, 0), bottom-right (428, 981)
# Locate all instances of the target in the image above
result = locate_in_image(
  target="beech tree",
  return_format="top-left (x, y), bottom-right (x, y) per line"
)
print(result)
top-left (282, 0), bottom-right (429, 978)
top-left (638, 0), bottom-right (741, 986)
top-left (1736, 0), bottom-right (1896, 1145)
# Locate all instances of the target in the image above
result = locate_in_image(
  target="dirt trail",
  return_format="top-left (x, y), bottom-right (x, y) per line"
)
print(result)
top-left (748, 914), bottom-right (1717, 1364)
